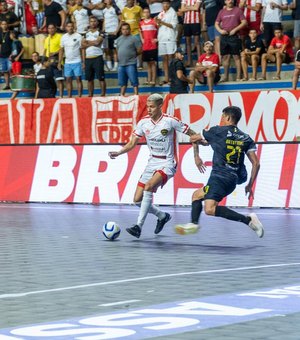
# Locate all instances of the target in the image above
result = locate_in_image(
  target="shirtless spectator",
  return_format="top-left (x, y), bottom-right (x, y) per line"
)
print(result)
top-left (189, 40), bottom-right (220, 92)
top-left (260, 28), bottom-right (293, 80)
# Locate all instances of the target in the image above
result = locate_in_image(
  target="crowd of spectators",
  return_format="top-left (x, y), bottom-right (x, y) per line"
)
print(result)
top-left (0, 0), bottom-right (300, 97)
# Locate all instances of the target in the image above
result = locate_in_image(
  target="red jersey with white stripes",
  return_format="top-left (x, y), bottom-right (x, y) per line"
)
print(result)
top-left (181, 0), bottom-right (201, 24)
top-left (238, 0), bottom-right (262, 23)
top-left (139, 18), bottom-right (158, 51)
top-left (133, 114), bottom-right (189, 162)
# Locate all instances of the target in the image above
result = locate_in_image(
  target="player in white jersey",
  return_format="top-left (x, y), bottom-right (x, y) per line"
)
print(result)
top-left (109, 93), bottom-right (206, 238)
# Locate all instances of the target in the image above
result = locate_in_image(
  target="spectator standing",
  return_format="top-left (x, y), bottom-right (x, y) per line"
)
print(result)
top-left (170, 0), bottom-right (184, 47)
top-left (103, 0), bottom-right (121, 71)
top-left (238, 0), bottom-right (262, 44)
top-left (41, 0), bottom-right (66, 32)
top-left (88, 0), bottom-right (105, 26)
top-left (260, 0), bottom-right (287, 48)
top-left (139, 7), bottom-right (158, 85)
top-left (215, 0), bottom-right (247, 82)
top-left (0, 20), bottom-right (13, 90)
top-left (289, 0), bottom-right (300, 52)
top-left (115, 22), bottom-right (142, 95)
top-left (59, 22), bottom-right (83, 97)
top-left (181, 0), bottom-right (201, 67)
top-left (260, 28), bottom-right (293, 80)
top-left (189, 40), bottom-right (220, 92)
top-left (44, 24), bottom-right (65, 97)
top-left (121, 0), bottom-right (143, 68)
top-left (292, 49), bottom-right (300, 90)
top-left (241, 28), bottom-right (265, 80)
top-left (24, 0), bottom-right (38, 35)
top-left (156, 0), bottom-right (178, 85)
top-left (35, 56), bottom-right (57, 98)
top-left (72, 0), bottom-right (91, 34)
top-left (202, 0), bottom-right (223, 57)
top-left (169, 47), bottom-right (193, 93)
top-left (10, 31), bottom-right (24, 74)
top-left (0, 2), bottom-right (20, 31)
top-left (82, 16), bottom-right (106, 96)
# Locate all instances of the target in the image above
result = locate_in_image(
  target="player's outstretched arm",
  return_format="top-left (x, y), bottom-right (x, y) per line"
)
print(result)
top-left (108, 135), bottom-right (139, 159)
top-left (189, 131), bottom-right (208, 145)
top-left (186, 128), bottom-right (207, 173)
top-left (245, 151), bottom-right (260, 199)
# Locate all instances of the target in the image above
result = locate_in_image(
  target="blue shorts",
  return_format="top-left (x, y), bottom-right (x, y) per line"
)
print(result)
top-left (203, 172), bottom-right (236, 202)
top-left (118, 64), bottom-right (138, 87)
top-left (207, 26), bottom-right (221, 41)
top-left (64, 62), bottom-right (82, 78)
top-left (0, 58), bottom-right (12, 72)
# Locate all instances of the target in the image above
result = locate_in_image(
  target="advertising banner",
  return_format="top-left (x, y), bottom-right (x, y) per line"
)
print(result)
top-left (1, 91), bottom-right (300, 144)
top-left (0, 144), bottom-right (299, 208)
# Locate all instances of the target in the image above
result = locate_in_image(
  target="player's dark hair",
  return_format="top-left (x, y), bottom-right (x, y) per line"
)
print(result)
top-left (222, 106), bottom-right (242, 124)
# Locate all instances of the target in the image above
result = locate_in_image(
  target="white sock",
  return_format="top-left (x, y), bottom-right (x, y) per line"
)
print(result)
top-left (114, 61), bottom-right (118, 68)
top-left (137, 191), bottom-right (153, 228)
top-left (149, 205), bottom-right (165, 220)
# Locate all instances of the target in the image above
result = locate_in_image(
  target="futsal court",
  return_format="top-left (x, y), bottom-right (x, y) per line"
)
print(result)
top-left (0, 203), bottom-right (300, 340)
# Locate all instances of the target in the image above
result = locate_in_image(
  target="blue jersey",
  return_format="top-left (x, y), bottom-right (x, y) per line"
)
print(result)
top-left (203, 125), bottom-right (256, 180)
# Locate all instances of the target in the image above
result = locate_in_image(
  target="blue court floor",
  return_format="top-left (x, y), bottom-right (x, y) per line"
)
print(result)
top-left (0, 203), bottom-right (299, 340)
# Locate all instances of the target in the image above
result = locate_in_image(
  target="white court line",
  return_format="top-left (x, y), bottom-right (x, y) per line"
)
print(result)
top-left (1, 262), bottom-right (300, 300)
top-left (0, 204), bottom-right (299, 215)
top-left (99, 299), bottom-right (141, 307)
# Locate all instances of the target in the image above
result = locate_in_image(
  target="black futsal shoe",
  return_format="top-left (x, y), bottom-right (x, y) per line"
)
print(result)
top-left (126, 225), bottom-right (141, 238)
top-left (154, 213), bottom-right (171, 234)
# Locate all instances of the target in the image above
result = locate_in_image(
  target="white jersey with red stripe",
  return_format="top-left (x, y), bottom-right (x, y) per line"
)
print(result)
top-left (133, 113), bottom-right (189, 163)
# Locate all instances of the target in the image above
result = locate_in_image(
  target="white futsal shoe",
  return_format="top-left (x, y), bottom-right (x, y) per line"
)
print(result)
top-left (175, 223), bottom-right (200, 235)
top-left (248, 213), bottom-right (264, 238)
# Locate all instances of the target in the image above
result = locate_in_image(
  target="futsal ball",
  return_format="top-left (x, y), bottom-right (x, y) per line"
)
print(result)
top-left (102, 221), bottom-right (121, 240)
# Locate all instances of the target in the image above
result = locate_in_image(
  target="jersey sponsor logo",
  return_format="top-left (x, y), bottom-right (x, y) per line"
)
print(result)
top-left (160, 129), bottom-right (169, 136)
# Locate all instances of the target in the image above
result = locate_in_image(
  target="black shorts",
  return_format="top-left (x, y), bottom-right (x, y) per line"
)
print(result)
top-left (282, 53), bottom-right (291, 64)
top-left (183, 23), bottom-right (201, 37)
top-left (220, 35), bottom-right (242, 56)
top-left (203, 173), bottom-right (236, 202)
top-left (85, 55), bottom-right (105, 81)
top-left (199, 72), bottom-right (221, 84)
top-left (107, 34), bottom-right (117, 50)
top-left (142, 49), bottom-right (158, 62)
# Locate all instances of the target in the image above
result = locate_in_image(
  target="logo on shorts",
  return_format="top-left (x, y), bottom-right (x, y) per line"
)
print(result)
top-left (161, 129), bottom-right (169, 136)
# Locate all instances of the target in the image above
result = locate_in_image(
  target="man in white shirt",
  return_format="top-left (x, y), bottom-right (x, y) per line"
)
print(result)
top-left (261, 0), bottom-right (287, 46)
top-left (72, 0), bottom-right (92, 34)
top-left (156, 0), bottom-right (178, 85)
top-left (81, 16), bottom-right (106, 96)
top-left (109, 93), bottom-right (205, 238)
top-left (59, 22), bottom-right (84, 97)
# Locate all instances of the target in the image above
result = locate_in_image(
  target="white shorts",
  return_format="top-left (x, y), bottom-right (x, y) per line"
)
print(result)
top-left (138, 157), bottom-right (176, 189)
top-left (158, 41), bottom-right (177, 56)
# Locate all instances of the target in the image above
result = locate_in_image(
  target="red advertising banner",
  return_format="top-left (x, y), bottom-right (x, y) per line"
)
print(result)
top-left (0, 91), bottom-right (300, 144)
top-left (0, 144), bottom-right (299, 207)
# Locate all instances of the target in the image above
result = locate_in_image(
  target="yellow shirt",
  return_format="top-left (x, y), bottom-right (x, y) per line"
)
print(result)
top-left (44, 33), bottom-right (62, 56)
top-left (121, 5), bottom-right (143, 36)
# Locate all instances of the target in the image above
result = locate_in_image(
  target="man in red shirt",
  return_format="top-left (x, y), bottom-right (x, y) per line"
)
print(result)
top-left (260, 28), bottom-right (294, 80)
top-left (215, 0), bottom-right (247, 82)
top-left (139, 7), bottom-right (158, 85)
top-left (189, 40), bottom-right (220, 92)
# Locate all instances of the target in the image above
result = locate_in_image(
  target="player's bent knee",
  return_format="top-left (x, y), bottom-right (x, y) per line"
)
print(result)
top-left (204, 204), bottom-right (216, 216)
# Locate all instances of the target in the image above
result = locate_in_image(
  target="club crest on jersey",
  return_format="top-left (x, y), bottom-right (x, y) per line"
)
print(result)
top-left (145, 129), bottom-right (150, 135)
top-left (161, 129), bottom-right (169, 136)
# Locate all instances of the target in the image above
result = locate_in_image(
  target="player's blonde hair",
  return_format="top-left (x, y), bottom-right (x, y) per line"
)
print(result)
top-left (147, 93), bottom-right (164, 106)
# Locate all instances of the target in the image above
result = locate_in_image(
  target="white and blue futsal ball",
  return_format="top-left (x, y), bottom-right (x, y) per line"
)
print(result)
top-left (102, 221), bottom-right (121, 240)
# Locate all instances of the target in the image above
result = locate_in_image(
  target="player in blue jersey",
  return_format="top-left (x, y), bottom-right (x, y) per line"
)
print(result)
top-left (175, 105), bottom-right (264, 238)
